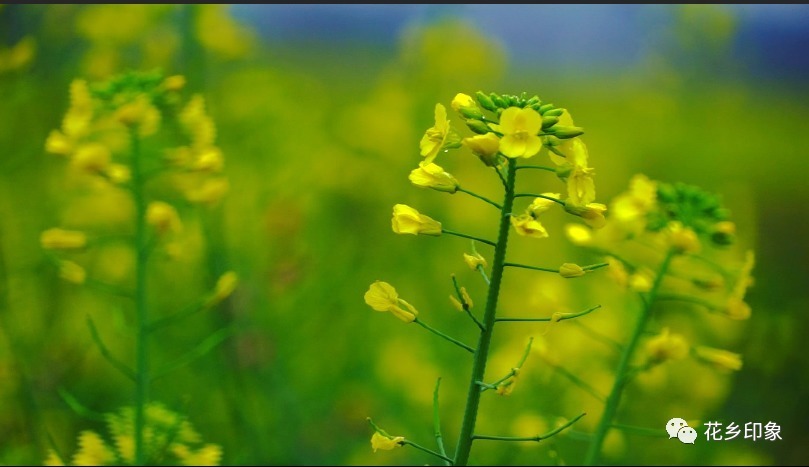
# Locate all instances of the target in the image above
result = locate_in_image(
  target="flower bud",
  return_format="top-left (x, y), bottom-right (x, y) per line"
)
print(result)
top-left (558, 263), bottom-right (586, 278)
top-left (475, 91), bottom-right (497, 111)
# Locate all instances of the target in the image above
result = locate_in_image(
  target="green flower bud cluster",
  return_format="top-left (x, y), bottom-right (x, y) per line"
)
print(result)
top-left (647, 181), bottom-right (734, 245)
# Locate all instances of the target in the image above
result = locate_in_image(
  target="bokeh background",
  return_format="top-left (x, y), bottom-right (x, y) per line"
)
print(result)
top-left (1, 4), bottom-right (808, 465)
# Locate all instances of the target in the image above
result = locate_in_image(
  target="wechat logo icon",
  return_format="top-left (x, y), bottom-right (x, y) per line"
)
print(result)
top-left (666, 418), bottom-right (696, 444)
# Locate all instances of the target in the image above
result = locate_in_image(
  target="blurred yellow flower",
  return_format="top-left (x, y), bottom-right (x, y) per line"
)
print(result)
top-left (462, 132), bottom-right (500, 166)
top-left (41, 228), bottom-right (87, 250)
top-left (191, 147), bottom-right (225, 173)
top-left (611, 174), bottom-right (657, 234)
top-left (645, 328), bottom-right (689, 362)
top-left (43, 450), bottom-right (64, 466)
top-left (667, 221), bottom-right (701, 254)
top-left (173, 444), bottom-right (223, 466)
top-left (694, 346), bottom-right (743, 372)
top-left (408, 162), bottom-right (459, 193)
top-left (559, 263), bottom-right (586, 278)
top-left (63, 79), bottom-right (94, 138)
top-left (463, 252), bottom-right (487, 270)
top-left (371, 432), bottom-right (404, 452)
top-left (71, 431), bottom-right (116, 466)
top-left (629, 268), bottom-right (654, 292)
top-left (147, 201), bottom-right (182, 235)
top-left (208, 272), bottom-right (239, 307)
top-left (364, 281), bottom-right (418, 323)
top-left (419, 103), bottom-right (450, 164)
top-left (0, 36), bottom-right (36, 73)
top-left (163, 74), bottom-right (187, 91)
top-left (115, 96), bottom-right (161, 137)
top-left (451, 92), bottom-right (475, 111)
top-left (70, 143), bottom-right (111, 175)
top-left (180, 95), bottom-right (217, 149)
top-left (606, 256), bottom-right (629, 287)
top-left (391, 204), bottom-right (442, 236)
top-left (564, 201), bottom-right (607, 229)
top-left (59, 260), bottom-right (87, 285)
top-left (185, 178), bottom-right (230, 205)
top-left (45, 130), bottom-right (74, 156)
top-left (565, 139), bottom-right (596, 206)
top-left (565, 223), bottom-right (593, 246)
top-left (510, 214), bottom-right (548, 239)
top-left (490, 107), bottom-right (542, 158)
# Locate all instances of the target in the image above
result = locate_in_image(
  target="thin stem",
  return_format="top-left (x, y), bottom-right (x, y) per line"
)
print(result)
top-left (432, 378), bottom-right (450, 466)
top-left (472, 412), bottom-right (586, 442)
top-left (546, 362), bottom-right (606, 403)
top-left (442, 229), bottom-right (496, 247)
top-left (570, 320), bottom-right (623, 352)
top-left (131, 129), bottom-right (149, 467)
top-left (402, 440), bottom-right (454, 464)
top-left (514, 193), bottom-right (566, 206)
top-left (479, 337), bottom-right (533, 392)
top-left (584, 249), bottom-right (676, 465)
top-left (457, 187), bottom-right (502, 210)
top-left (612, 423), bottom-right (668, 438)
top-left (454, 159), bottom-right (517, 466)
top-left (151, 326), bottom-right (236, 380)
top-left (86, 317), bottom-right (136, 382)
top-left (516, 164), bottom-right (556, 172)
top-left (476, 265), bottom-right (491, 285)
top-left (148, 297), bottom-right (208, 331)
top-left (494, 165), bottom-right (508, 188)
top-left (504, 262), bottom-right (558, 273)
top-left (656, 293), bottom-right (719, 311)
top-left (414, 319), bottom-right (474, 354)
top-left (496, 304), bottom-right (601, 323)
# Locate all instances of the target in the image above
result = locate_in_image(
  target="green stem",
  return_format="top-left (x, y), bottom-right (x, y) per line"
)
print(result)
top-left (453, 159), bottom-right (517, 466)
top-left (131, 129), bottom-right (149, 467)
top-left (433, 378), bottom-right (450, 466)
top-left (403, 440), bottom-right (454, 464)
top-left (504, 262), bottom-right (558, 273)
top-left (472, 412), bottom-right (586, 442)
top-left (514, 193), bottom-right (566, 206)
top-left (656, 293), bottom-right (719, 311)
top-left (496, 304), bottom-right (601, 323)
top-left (414, 319), bottom-right (474, 354)
top-left (584, 249), bottom-right (676, 465)
top-left (457, 187), bottom-right (502, 210)
top-left (476, 265), bottom-right (491, 285)
top-left (442, 229), bottom-right (496, 247)
top-left (611, 423), bottom-right (668, 438)
top-left (516, 164), bottom-right (556, 172)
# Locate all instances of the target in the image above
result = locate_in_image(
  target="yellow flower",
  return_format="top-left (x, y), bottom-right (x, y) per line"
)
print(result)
top-left (371, 432), bottom-right (404, 452)
top-left (41, 228), bottom-right (87, 250)
top-left (147, 201), bottom-right (182, 235)
top-left (451, 92), bottom-right (483, 119)
top-left (364, 281), bottom-right (419, 323)
top-left (694, 346), bottom-right (743, 372)
top-left (105, 164), bottom-right (131, 184)
top-left (180, 95), bottom-right (217, 149)
top-left (564, 224), bottom-right (593, 246)
top-left (490, 107), bottom-right (542, 158)
top-left (564, 139), bottom-right (596, 206)
top-left (63, 79), bottom-right (94, 138)
top-left (559, 263), bottom-right (586, 278)
top-left (115, 95), bottom-right (161, 136)
top-left (207, 272), bottom-right (238, 306)
top-left (606, 256), bottom-right (629, 287)
top-left (45, 130), bottom-right (73, 156)
top-left (510, 214), bottom-right (548, 239)
top-left (71, 431), bottom-right (116, 466)
top-left (449, 287), bottom-right (473, 311)
top-left (451, 92), bottom-right (476, 111)
top-left (463, 252), bottom-right (487, 270)
top-left (391, 204), bottom-right (442, 236)
top-left (163, 74), bottom-right (187, 91)
top-left (496, 371), bottom-right (519, 396)
top-left (191, 147), bottom-right (225, 173)
top-left (173, 444), bottom-right (223, 466)
top-left (629, 268), bottom-right (655, 292)
top-left (70, 143), bottom-right (111, 175)
top-left (59, 260), bottom-right (87, 284)
top-left (611, 174), bottom-right (657, 234)
top-left (408, 162), bottom-right (459, 193)
top-left (645, 328), bottom-right (689, 362)
top-left (528, 193), bottom-right (560, 217)
top-left (462, 132), bottom-right (500, 166)
top-left (564, 201), bottom-right (607, 229)
top-left (419, 103), bottom-right (450, 165)
top-left (723, 250), bottom-right (754, 320)
top-left (667, 221), bottom-right (701, 254)
top-left (185, 178), bottom-right (229, 205)
top-left (43, 450), bottom-right (65, 466)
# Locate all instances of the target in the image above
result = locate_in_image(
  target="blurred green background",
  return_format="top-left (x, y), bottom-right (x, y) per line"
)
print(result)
top-left (1, 4), bottom-right (807, 465)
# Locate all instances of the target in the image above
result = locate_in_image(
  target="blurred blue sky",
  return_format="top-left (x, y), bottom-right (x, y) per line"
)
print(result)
top-left (232, 4), bottom-right (809, 83)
